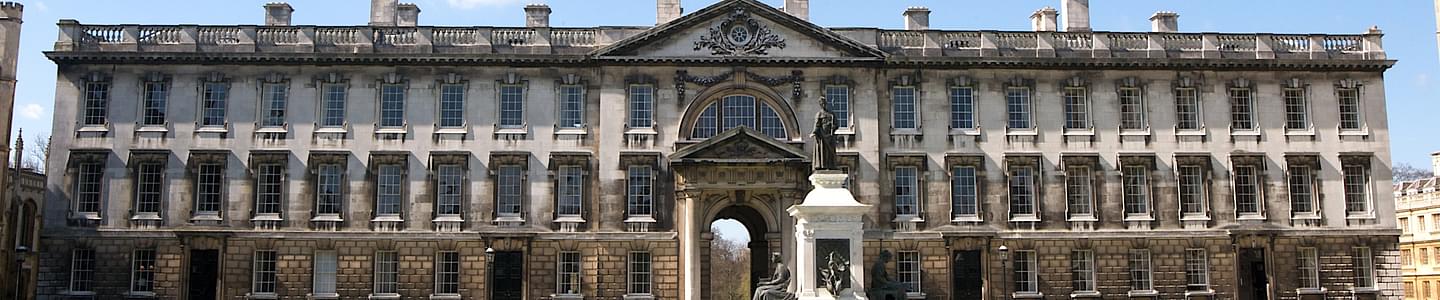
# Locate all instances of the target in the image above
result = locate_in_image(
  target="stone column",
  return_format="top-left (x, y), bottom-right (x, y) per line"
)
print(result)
top-left (789, 170), bottom-right (870, 300)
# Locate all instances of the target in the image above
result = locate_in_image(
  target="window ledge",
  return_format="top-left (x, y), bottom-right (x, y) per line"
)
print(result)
top-left (1006, 129), bottom-right (1038, 136)
top-left (623, 294), bottom-right (655, 300)
top-left (368, 293), bottom-right (400, 300)
top-left (1237, 214), bottom-right (1266, 221)
top-left (1229, 130), bottom-right (1261, 136)
top-left (893, 215), bottom-right (924, 223)
top-left (1296, 288), bottom-right (1326, 295)
top-left (433, 216), bottom-right (464, 223)
top-left (1285, 129), bottom-right (1316, 136)
top-left (125, 291), bottom-right (157, 299)
top-left (1013, 292), bottom-right (1044, 299)
top-left (1127, 290), bottom-right (1159, 297)
top-left (1063, 129), bottom-right (1095, 136)
top-left (495, 127), bottom-right (528, 135)
top-left (251, 214), bottom-right (283, 222)
top-left (190, 213), bottom-right (223, 222)
top-left (131, 213), bottom-right (162, 221)
top-left (1009, 216), bottom-right (1041, 222)
top-left (315, 127), bottom-right (348, 134)
top-left (555, 216), bottom-right (586, 224)
top-left (906, 292), bottom-right (927, 299)
top-left (495, 216), bottom-right (525, 223)
top-left (77, 125), bottom-right (110, 133)
top-left (556, 127), bottom-right (588, 135)
top-left (1070, 291), bottom-right (1101, 298)
top-left (890, 128), bottom-right (921, 136)
top-left (1175, 130), bottom-right (1207, 136)
top-left (375, 127), bottom-right (407, 134)
top-left (73, 211), bottom-right (101, 220)
top-left (429, 294), bottom-right (462, 300)
top-left (1292, 214), bottom-right (1322, 220)
top-left (625, 216), bottom-right (657, 223)
top-left (1124, 215), bottom-right (1156, 222)
top-left (308, 293), bottom-right (340, 300)
top-left (949, 128), bottom-right (981, 136)
top-left (836, 127), bottom-right (857, 135)
top-left (135, 126), bottom-right (169, 133)
top-left (1181, 214), bottom-right (1211, 221)
top-left (434, 128), bottom-right (467, 134)
top-left (311, 214), bottom-right (344, 222)
top-left (1120, 129), bottom-right (1152, 136)
top-left (624, 127), bottom-right (658, 135)
top-left (195, 126), bottom-right (230, 133)
top-left (1346, 214), bottom-right (1376, 220)
top-left (372, 215), bottom-right (404, 222)
top-left (951, 215), bottom-right (983, 223)
top-left (256, 127), bottom-right (288, 134)
top-left (1184, 290), bottom-right (1215, 297)
top-left (1067, 215), bottom-right (1099, 222)
top-left (553, 294), bottom-right (584, 300)
top-left (245, 293), bottom-right (278, 300)
top-left (1339, 129), bottom-right (1370, 136)
top-left (1353, 287), bottom-right (1380, 294)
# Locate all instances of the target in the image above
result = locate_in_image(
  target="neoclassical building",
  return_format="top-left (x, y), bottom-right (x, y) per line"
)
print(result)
top-left (1397, 153), bottom-right (1440, 299)
top-left (39, 0), bottom-right (1400, 299)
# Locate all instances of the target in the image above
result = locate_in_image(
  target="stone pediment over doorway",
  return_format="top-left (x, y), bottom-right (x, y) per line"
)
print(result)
top-left (592, 0), bottom-right (885, 61)
top-left (670, 126), bottom-right (809, 165)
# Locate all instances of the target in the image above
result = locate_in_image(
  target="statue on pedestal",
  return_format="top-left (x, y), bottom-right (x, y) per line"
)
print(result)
top-left (812, 96), bottom-right (838, 171)
top-left (753, 252), bottom-right (797, 300)
top-left (866, 250), bottom-right (908, 300)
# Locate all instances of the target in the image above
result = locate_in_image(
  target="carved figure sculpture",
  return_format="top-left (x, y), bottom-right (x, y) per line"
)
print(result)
top-left (819, 251), bottom-right (849, 298)
top-left (753, 252), bottom-right (797, 300)
top-left (867, 250), bottom-right (909, 300)
top-left (812, 96), bottom-right (838, 171)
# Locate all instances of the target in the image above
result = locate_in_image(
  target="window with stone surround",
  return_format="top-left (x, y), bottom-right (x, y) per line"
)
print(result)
top-left (1129, 249), bottom-right (1154, 292)
top-left (887, 154), bottom-right (925, 223)
top-left (891, 86), bottom-right (918, 130)
top-left (374, 251), bottom-right (399, 296)
top-left (1063, 155), bottom-right (1098, 220)
top-left (1343, 155), bottom-right (1374, 217)
top-left (200, 79), bottom-right (230, 127)
top-left (1403, 249), bottom-right (1413, 266)
top-left (1071, 250), bottom-right (1096, 293)
top-left (438, 83), bottom-right (466, 128)
top-left (313, 250), bottom-right (338, 297)
top-left (1175, 87), bottom-right (1202, 130)
top-left (1118, 78), bottom-right (1147, 131)
top-left (498, 83), bottom-right (526, 129)
top-left (1185, 249), bottom-right (1209, 291)
top-left (1232, 156), bottom-right (1266, 219)
top-left (252, 250), bottom-right (277, 294)
top-left (190, 152), bottom-right (226, 220)
top-left (140, 75), bottom-right (169, 126)
top-left (72, 153), bottom-right (107, 216)
top-left (689, 94), bottom-right (790, 139)
top-left (1007, 156), bottom-right (1041, 221)
top-left (551, 155), bottom-right (589, 222)
top-left (69, 248), bottom-right (95, 293)
top-left (260, 82), bottom-right (289, 128)
top-left (1062, 80), bottom-right (1090, 130)
top-left (378, 83), bottom-right (406, 128)
top-left (81, 74), bottom-right (111, 126)
top-left (251, 153), bottom-right (287, 219)
top-left (490, 152), bottom-right (528, 224)
top-left (371, 155), bottom-right (405, 220)
top-left (1298, 247), bottom-right (1320, 289)
top-left (311, 153), bottom-right (348, 220)
top-left (1287, 156), bottom-right (1321, 218)
top-left (1177, 156), bottom-right (1211, 219)
top-left (558, 251), bottom-right (582, 296)
top-left (827, 84), bottom-right (852, 128)
top-left (557, 84), bottom-right (584, 130)
top-left (1013, 250), bottom-right (1037, 294)
top-left (898, 251), bottom-right (921, 293)
top-left (947, 155), bottom-right (983, 221)
top-left (320, 83), bottom-right (347, 127)
top-left (130, 249), bottom-right (156, 294)
top-left (1283, 80), bottom-right (1310, 130)
top-left (1006, 86), bottom-right (1033, 130)
top-left (131, 153), bottom-right (166, 218)
top-left (1121, 156), bottom-right (1154, 220)
top-left (1337, 79), bottom-right (1365, 131)
top-left (435, 251), bottom-right (460, 295)
top-left (1229, 79), bottom-right (1257, 131)
top-left (629, 84), bottom-right (655, 129)
top-left (1355, 247), bottom-right (1375, 289)
top-left (628, 165), bottom-right (654, 218)
top-left (949, 79), bottom-right (975, 130)
top-left (1424, 248), bottom-right (1431, 265)
top-left (432, 154), bottom-right (467, 220)
top-left (629, 251), bottom-right (653, 295)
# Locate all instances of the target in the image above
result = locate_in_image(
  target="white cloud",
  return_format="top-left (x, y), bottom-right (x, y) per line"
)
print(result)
top-left (20, 104), bottom-right (42, 120)
top-left (446, 0), bottom-right (524, 9)
top-left (31, 2), bottom-right (47, 13)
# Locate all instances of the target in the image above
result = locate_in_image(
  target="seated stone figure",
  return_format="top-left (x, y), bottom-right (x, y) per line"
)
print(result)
top-left (866, 250), bottom-right (909, 300)
top-left (753, 252), bottom-right (797, 300)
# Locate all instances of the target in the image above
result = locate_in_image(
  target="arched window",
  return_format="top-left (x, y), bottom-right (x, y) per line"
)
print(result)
top-left (15, 200), bottom-right (34, 250)
top-left (690, 95), bottom-right (787, 139)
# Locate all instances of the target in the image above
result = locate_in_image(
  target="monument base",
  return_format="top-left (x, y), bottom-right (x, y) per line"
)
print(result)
top-left (789, 171), bottom-right (869, 300)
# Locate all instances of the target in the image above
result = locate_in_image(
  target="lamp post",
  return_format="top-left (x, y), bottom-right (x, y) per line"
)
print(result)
top-left (485, 247), bottom-right (495, 300)
top-left (998, 245), bottom-right (1011, 299)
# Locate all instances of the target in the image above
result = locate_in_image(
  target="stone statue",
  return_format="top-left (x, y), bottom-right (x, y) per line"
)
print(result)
top-left (812, 96), bottom-right (838, 171)
top-left (819, 251), bottom-right (849, 297)
top-left (867, 250), bottom-right (908, 300)
top-left (753, 252), bottom-right (797, 300)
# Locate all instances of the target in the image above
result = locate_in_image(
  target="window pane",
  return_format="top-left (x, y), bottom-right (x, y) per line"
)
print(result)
top-left (142, 82), bottom-right (168, 126)
top-left (436, 252), bottom-right (460, 294)
top-left (253, 250), bottom-right (277, 293)
top-left (71, 249), bottom-right (95, 292)
top-left (558, 251), bottom-right (582, 294)
top-left (894, 167), bottom-right (918, 216)
top-left (1345, 164), bottom-right (1370, 213)
top-left (313, 251), bottom-right (338, 294)
top-left (1298, 248), bottom-right (1319, 289)
top-left (898, 251), bottom-right (921, 292)
top-left (1230, 88), bottom-right (1255, 130)
top-left (256, 163), bottom-right (284, 215)
top-left (1234, 165), bottom-right (1259, 214)
top-left (500, 85), bottom-right (525, 127)
top-left (1063, 87), bottom-right (1089, 129)
top-left (1014, 251), bottom-right (1036, 292)
top-left (950, 87), bottom-right (974, 129)
top-left (1119, 87), bottom-right (1146, 130)
top-left (722, 95), bottom-right (756, 132)
top-left (436, 165), bottom-right (464, 216)
top-left (1071, 250), bottom-right (1095, 292)
top-left (322, 84), bottom-right (347, 127)
top-left (136, 162), bottom-right (164, 214)
top-left (1175, 88), bottom-right (1200, 130)
top-left (1185, 249), bottom-right (1209, 291)
top-left (557, 165), bottom-right (583, 217)
top-left (1009, 166), bottom-right (1035, 216)
top-left (201, 82), bottom-right (228, 126)
top-left (892, 87), bottom-right (917, 129)
top-left (1066, 166), bottom-right (1093, 216)
top-left (83, 82), bottom-right (110, 125)
top-left (1284, 88), bottom-right (1308, 130)
top-left (1179, 165), bottom-right (1206, 214)
top-left (1288, 165), bottom-right (1315, 214)
top-left (629, 85), bottom-right (653, 128)
top-left (759, 104), bottom-right (786, 139)
top-left (439, 84), bottom-right (466, 128)
top-left (559, 85), bottom-right (584, 129)
top-left (1338, 88), bottom-right (1362, 130)
top-left (196, 163), bottom-right (224, 213)
top-left (1123, 165), bottom-right (1150, 216)
top-left (826, 86), bottom-right (851, 128)
top-left (691, 103), bottom-right (718, 139)
top-left (951, 166), bottom-right (977, 218)
top-left (376, 164), bottom-right (403, 216)
top-left (379, 84), bottom-right (405, 127)
top-left (498, 165), bottom-right (524, 216)
top-left (1354, 247), bottom-right (1374, 288)
top-left (1006, 87), bottom-right (1032, 129)
top-left (131, 249), bottom-right (156, 292)
top-left (261, 84), bottom-right (288, 127)
top-left (629, 252), bottom-right (652, 294)
top-left (317, 164), bottom-right (344, 215)
top-left (374, 251), bottom-right (398, 294)
top-left (628, 166), bottom-right (653, 217)
top-left (1129, 250), bottom-right (1153, 291)
top-left (77, 162), bottom-right (103, 213)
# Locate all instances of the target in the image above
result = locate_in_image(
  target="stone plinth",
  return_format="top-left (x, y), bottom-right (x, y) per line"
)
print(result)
top-left (788, 171), bottom-right (870, 300)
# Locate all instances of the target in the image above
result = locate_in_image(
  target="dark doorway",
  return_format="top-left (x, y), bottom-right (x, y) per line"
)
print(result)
top-left (491, 251), bottom-right (524, 300)
top-left (708, 204), bottom-right (771, 300)
top-left (187, 250), bottom-right (219, 300)
top-left (952, 250), bottom-right (983, 300)
top-left (1238, 248), bottom-right (1269, 300)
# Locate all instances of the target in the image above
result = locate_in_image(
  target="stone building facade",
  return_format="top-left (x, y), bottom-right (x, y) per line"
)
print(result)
top-left (38, 0), bottom-right (1400, 299)
top-left (1397, 153), bottom-right (1440, 299)
top-left (0, 1), bottom-right (28, 299)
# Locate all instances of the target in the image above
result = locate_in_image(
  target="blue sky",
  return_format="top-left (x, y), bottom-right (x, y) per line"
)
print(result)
top-left (10, 0), bottom-right (1438, 242)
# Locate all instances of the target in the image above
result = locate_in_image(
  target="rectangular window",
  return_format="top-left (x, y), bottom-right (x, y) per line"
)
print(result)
top-left (1123, 165), bottom-right (1151, 217)
top-left (629, 251), bottom-right (652, 295)
top-left (1066, 166), bottom-right (1094, 217)
top-left (894, 166), bottom-right (919, 216)
top-left (1119, 87), bottom-right (1147, 130)
top-left (1338, 88), bottom-right (1362, 130)
top-left (77, 162), bottom-right (104, 213)
top-left (1355, 247), bottom-right (1375, 288)
top-left (201, 82), bottom-right (228, 126)
top-left (1230, 88), bottom-right (1255, 130)
top-left (135, 162), bottom-right (164, 214)
top-left (557, 165), bottom-right (584, 217)
top-left (1009, 166), bottom-right (1037, 217)
top-left (70, 248), bottom-right (95, 292)
top-left (827, 85), bottom-right (851, 128)
top-left (499, 85), bottom-right (525, 128)
top-left (379, 84), bottom-right (406, 127)
top-left (435, 251), bottom-right (460, 295)
top-left (558, 251), bottom-right (582, 295)
top-left (438, 84), bottom-right (466, 128)
top-left (629, 85), bottom-right (654, 128)
top-left (252, 250), bottom-right (277, 294)
top-left (83, 81), bottom-right (110, 125)
top-left (1175, 88), bottom-right (1201, 130)
top-left (375, 164), bottom-right (403, 216)
top-left (1404, 249), bottom-right (1413, 266)
top-left (317, 164), bottom-right (344, 215)
top-left (892, 86), bottom-right (917, 130)
top-left (1234, 165), bottom-right (1261, 216)
top-left (435, 164), bottom-right (463, 217)
top-left (374, 251), bottom-right (399, 295)
top-left (558, 85), bottom-right (584, 129)
top-left (260, 83), bottom-right (288, 127)
top-left (1006, 87), bottom-right (1032, 129)
top-left (497, 165), bottom-right (524, 218)
top-left (141, 81), bottom-right (168, 126)
top-left (1014, 250), bottom-right (1037, 293)
top-left (1345, 164), bottom-right (1371, 215)
top-left (950, 86), bottom-right (974, 129)
top-left (321, 84), bottom-right (347, 127)
top-left (131, 249), bottom-right (156, 293)
top-left (1129, 250), bottom-right (1154, 291)
top-left (1063, 87), bottom-right (1089, 130)
top-left (195, 163), bottom-right (224, 214)
top-left (1071, 250), bottom-right (1096, 292)
top-left (1185, 249), bottom-right (1209, 291)
top-left (722, 96), bottom-right (756, 130)
top-left (1179, 165), bottom-right (1207, 215)
top-left (255, 163), bottom-right (284, 215)
top-left (628, 166), bottom-right (654, 217)
top-left (1288, 165), bottom-right (1316, 214)
top-left (313, 251), bottom-right (338, 295)
top-left (950, 166), bottom-right (978, 218)
top-left (898, 251), bottom-right (921, 293)
top-left (1298, 247), bottom-right (1319, 289)
top-left (1284, 88), bottom-right (1308, 130)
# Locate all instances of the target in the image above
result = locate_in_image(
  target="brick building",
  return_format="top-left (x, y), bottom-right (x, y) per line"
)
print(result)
top-left (1398, 153), bottom-right (1440, 299)
top-left (38, 0), bottom-right (1401, 299)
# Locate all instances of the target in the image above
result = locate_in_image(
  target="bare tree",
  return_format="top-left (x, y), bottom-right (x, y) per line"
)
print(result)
top-left (19, 133), bottom-right (48, 173)
top-left (710, 227), bottom-right (751, 300)
top-left (1395, 162), bottom-right (1431, 183)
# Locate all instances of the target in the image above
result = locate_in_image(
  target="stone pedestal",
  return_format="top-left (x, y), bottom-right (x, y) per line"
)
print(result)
top-left (788, 171), bottom-right (869, 300)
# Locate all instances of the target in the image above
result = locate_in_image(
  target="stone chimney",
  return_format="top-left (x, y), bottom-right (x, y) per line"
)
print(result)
top-left (784, 0), bottom-right (809, 21)
top-left (903, 7), bottom-right (930, 31)
top-left (1030, 7), bottom-right (1058, 32)
top-left (657, 0), bottom-right (682, 25)
top-left (370, 0), bottom-right (398, 26)
top-left (1432, 152), bottom-right (1440, 177)
top-left (1062, 0), bottom-right (1090, 32)
top-left (1150, 11), bottom-right (1178, 33)
top-left (396, 3), bottom-right (420, 27)
top-left (525, 4), bottom-right (551, 28)
top-left (264, 2), bottom-right (294, 26)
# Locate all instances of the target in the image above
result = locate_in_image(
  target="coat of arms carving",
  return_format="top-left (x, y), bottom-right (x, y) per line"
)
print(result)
top-left (693, 7), bottom-right (787, 56)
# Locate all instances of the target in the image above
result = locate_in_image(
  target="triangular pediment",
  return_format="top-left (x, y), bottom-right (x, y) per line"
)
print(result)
top-left (671, 127), bottom-right (809, 164)
top-left (593, 0), bottom-right (885, 60)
